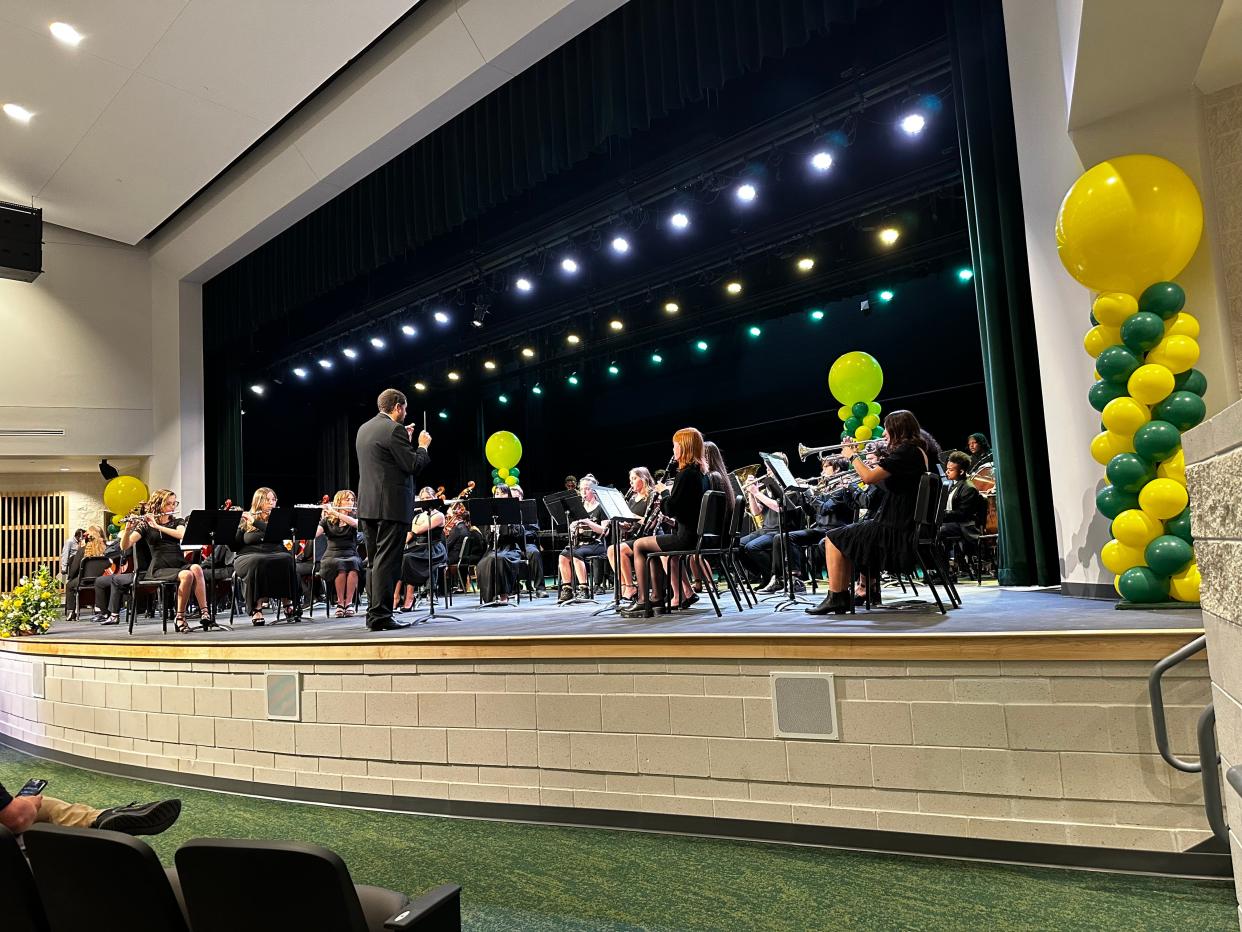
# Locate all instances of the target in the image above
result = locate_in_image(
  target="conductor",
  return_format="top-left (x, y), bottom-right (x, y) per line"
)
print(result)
top-left (356, 388), bottom-right (431, 630)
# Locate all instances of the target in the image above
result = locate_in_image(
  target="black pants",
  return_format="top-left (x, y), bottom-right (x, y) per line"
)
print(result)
top-left (362, 518), bottom-right (405, 628)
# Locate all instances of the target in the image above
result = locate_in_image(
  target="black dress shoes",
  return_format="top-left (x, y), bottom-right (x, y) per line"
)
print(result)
top-left (369, 618), bottom-right (412, 631)
top-left (805, 590), bottom-right (853, 616)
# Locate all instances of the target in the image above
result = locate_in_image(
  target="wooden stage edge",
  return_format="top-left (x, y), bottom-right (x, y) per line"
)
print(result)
top-left (0, 628), bottom-right (1205, 663)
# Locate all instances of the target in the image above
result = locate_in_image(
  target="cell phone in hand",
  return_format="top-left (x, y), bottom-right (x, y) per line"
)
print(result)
top-left (17, 778), bottom-right (47, 797)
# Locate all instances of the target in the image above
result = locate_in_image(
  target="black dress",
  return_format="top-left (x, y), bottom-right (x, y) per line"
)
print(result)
top-left (402, 514), bottom-right (446, 586)
top-left (823, 444), bottom-right (927, 574)
top-left (654, 467), bottom-right (709, 551)
top-left (140, 518), bottom-right (187, 580)
top-left (234, 518), bottom-right (298, 613)
top-left (476, 524), bottom-right (524, 603)
top-left (319, 519), bottom-right (363, 581)
top-left (563, 501), bottom-right (607, 561)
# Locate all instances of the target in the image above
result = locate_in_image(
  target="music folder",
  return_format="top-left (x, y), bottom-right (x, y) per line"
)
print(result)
top-left (593, 486), bottom-right (641, 520)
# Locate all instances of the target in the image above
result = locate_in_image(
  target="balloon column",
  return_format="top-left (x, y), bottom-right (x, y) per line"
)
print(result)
top-left (103, 475), bottom-right (148, 519)
top-left (1057, 154), bottom-right (1205, 604)
top-left (485, 431), bottom-right (523, 488)
top-left (828, 352), bottom-right (885, 443)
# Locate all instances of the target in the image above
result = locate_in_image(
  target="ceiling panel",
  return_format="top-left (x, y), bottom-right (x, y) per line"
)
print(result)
top-left (0, 0), bottom-right (186, 71)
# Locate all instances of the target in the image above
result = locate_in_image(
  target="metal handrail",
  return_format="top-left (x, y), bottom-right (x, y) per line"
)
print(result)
top-left (1148, 635), bottom-right (1207, 773)
top-left (1197, 705), bottom-right (1227, 844)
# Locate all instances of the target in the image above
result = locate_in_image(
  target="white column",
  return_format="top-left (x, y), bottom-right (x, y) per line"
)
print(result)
top-left (149, 264), bottom-right (205, 506)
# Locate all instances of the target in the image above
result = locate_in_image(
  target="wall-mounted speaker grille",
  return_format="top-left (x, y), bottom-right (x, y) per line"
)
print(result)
top-left (771, 673), bottom-right (838, 739)
top-left (265, 671), bottom-right (301, 721)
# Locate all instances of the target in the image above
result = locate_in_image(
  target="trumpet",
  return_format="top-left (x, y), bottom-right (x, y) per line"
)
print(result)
top-left (798, 440), bottom-right (878, 462)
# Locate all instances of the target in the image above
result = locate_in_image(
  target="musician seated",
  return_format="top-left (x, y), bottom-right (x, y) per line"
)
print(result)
top-left (786, 457), bottom-right (855, 575)
top-left (557, 476), bottom-right (607, 603)
top-left (68, 525), bottom-right (114, 622)
top-left (939, 451), bottom-right (987, 570)
top-left (612, 467), bottom-right (656, 603)
top-left (397, 487), bottom-right (446, 611)
top-left (445, 509), bottom-right (486, 592)
top-left (740, 452), bottom-right (805, 594)
top-left (316, 490), bottom-right (362, 617)
top-left (511, 484), bottom-right (547, 596)
top-left (235, 487), bottom-right (300, 626)
top-left (967, 432), bottom-right (992, 471)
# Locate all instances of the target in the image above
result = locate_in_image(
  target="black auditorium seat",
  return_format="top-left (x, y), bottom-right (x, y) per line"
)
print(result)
top-left (23, 823), bottom-right (189, 931)
top-left (0, 824), bottom-right (50, 932)
top-left (175, 837), bottom-right (462, 931)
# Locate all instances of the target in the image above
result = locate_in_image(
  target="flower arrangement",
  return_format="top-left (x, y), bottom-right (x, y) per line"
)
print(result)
top-left (0, 566), bottom-right (61, 637)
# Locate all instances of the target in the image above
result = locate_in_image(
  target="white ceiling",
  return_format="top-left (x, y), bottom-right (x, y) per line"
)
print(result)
top-left (0, 455), bottom-right (144, 475)
top-left (0, 0), bottom-right (419, 245)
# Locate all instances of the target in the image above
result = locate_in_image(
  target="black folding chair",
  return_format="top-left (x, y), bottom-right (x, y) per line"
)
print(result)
top-left (907, 473), bottom-right (953, 614)
top-left (126, 538), bottom-right (180, 635)
top-left (0, 824), bottom-right (50, 932)
top-left (720, 493), bottom-right (756, 608)
top-left (175, 837), bottom-right (461, 931)
top-left (23, 823), bottom-right (188, 932)
top-left (649, 490), bottom-right (730, 617)
top-left (66, 554), bottom-right (111, 619)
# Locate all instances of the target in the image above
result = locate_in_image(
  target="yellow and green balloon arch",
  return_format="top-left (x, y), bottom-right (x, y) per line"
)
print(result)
top-left (1057, 154), bottom-right (1204, 604)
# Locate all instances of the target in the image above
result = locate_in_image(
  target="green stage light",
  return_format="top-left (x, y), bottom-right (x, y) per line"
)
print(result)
top-left (747, 326), bottom-right (762, 338)
top-left (650, 352), bottom-right (663, 364)
top-left (608, 363), bottom-right (620, 376)
top-left (568, 373), bottom-right (579, 386)
top-left (531, 384), bottom-right (543, 395)
top-left (809, 309), bottom-right (825, 321)
top-left (957, 267), bottom-right (974, 282)
top-left (695, 340), bottom-right (709, 352)
top-left (498, 394), bottom-right (509, 404)
top-left (878, 289), bottom-right (894, 303)
top-left (438, 409), bottom-right (449, 420)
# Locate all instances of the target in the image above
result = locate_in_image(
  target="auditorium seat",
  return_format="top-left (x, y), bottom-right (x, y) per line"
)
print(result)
top-left (175, 837), bottom-right (462, 931)
top-left (23, 823), bottom-right (189, 931)
top-left (0, 824), bottom-right (50, 932)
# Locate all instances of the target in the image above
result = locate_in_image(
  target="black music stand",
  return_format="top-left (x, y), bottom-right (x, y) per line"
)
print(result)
top-left (410, 498), bottom-right (460, 624)
top-left (257, 507), bottom-right (318, 623)
top-left (759, 452), bottom-right (815, 612)
top-left (181, 509), bottom-right (241, 630)
top-left (470, 498), bottom-right (524, 606)
top-left (591, 486), bottom-right (642, 616)
top-left (544, 491), bottom-right (595, 604)
top-left (518, 499), bottom-right (545, 595)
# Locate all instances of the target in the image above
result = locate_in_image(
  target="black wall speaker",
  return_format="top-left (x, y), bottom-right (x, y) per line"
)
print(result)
top-left (0, 202), bottom-right (42, 283)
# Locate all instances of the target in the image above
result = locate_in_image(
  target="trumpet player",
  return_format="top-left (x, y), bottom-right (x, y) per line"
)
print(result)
top-left (740, 452), bottom-right (805, 593)
top-left (785, 457), bottom-right (856, 570)
top-left (313, 490), bottom-right (362, 617)
top-left (120, 488), bottom-right (210, 633)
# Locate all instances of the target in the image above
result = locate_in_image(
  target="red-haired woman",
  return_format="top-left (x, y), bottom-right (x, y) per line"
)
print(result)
top-left (621, 428), bottom-right (710, 618)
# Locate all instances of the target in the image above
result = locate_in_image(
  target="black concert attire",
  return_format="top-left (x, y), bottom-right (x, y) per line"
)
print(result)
top-left (561, 500), bottom-right (608, 563)
top-left (138, 518), bottom-right (187, 580)
top-left (653, 466), bottom-right (709, 551)
top-left (356, 412), bottom-right (430, 628)
top-left (967, 434), bottom-right (992, 472)
top-left (740, 478), bottom-right (804, 580)
top-left (823, 443), bottom-right (928, 575)
top-left (519, 519), bottom-right (546, 593)
top-left (66, 549), bottom-right (110, 616)
top-left (90, 548), bottom-right (133, 617)
top-left (786, 481), bottom-right (859, 565)
top-left (401, 511), bottom-right (447, 587)
top-left (234, 518), bottom-right (298, 614)
top-left (319, 519), bottom-right (363, 583)
top-left (939, 476), bottom-right (986, 559)
top-left (476, 523), bottom-right (525, 604)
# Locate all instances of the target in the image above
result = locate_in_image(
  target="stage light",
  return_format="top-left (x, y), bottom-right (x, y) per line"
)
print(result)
top-left (532, 384), bottom-right (543, 395)
top-left (438, 409), bottom-right (449, 420)
top-left (483, 360), bottom-right (497, 371)
top-left (342, 347), bottom-right (358, 359)
top-left (670, 211), bottom-right (690, 230)
top-left (899, 112), bottom-right (926, 135)
top-left (470, 318), bottom-right (484, 329)
top-left (608, 363), bottom-right (620, 376)
top-left (521, 347), bottom-right (536, 359)
top-left (651, 352), bottom-right (663, 364)
top-left (695, 340), bottom-right (709, 352)
top-left (370, 336), bottom-right (386, 349)
top-left (810, 309), bottom-right (825, 321)
top-left (293, 367), bottom-right (308, 379)
top-left (433, 310), bottom-right (450, 324)
top-left (725, 280), bottom-right (742, 296)
top-left (250, 384), bottom-right (265, 396)
top-left (447, 370), bottom-right (461, 382)
top-left (810, 151), bottom-right (833, 172)
top-left (879, 289), bottom-right (894, 303)
top-left (560, 257), bottom-right (579, 274)
top-left (747, 326), bottom-right (762, 338)
top-left (735, 182), bottom-right (757, 203)
top-left (609, 319), bottom-right (624, 332)
top-left (567, 372), bottom-right (580, 386)
top-left (413, 381), bottom-right (427, 392)
top-left (566, 333), bottom-right (581, 345)
top-left (878, 227), bottom-right (900, 246)
top-left (515, 276), bottom-right (533, 293)
top-left (3, 103), bottom-right (33, 123)
top-left (796, 257), bottom-right (815, 272)
top-left (663, 301), bottom-right (680, 314)
top-left (498, 394), bottom-right (509, 405)
top-left (957, 267), bottom-right (974, 282)
top-left (401, 323), bottom-right (417, 337)
top-left (611, 236), bottom-right (630, 254)
top-left (317, 358), bottom-right (333, 369)
top-left (50, 22), bottom-right (84, 46)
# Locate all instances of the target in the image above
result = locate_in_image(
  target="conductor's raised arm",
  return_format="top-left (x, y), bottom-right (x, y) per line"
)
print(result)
top-left (388, 421), bottom-right (431, 476)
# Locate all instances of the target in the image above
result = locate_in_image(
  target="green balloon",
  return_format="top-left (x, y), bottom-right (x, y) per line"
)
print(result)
top-left (1088, 379), bottom-right (1129, 413)
top-left (1165, 506), bottom-right (1193, 544)
top-left (1173, 368), bottom-right (1207, 397)
top-left (509, 467), bottom-right (520, 477)
top-left (1152, 391), bottom-right (1206, 431)
top-left (1144, 534), bottom-right (1194, 576)
top-left (1120, 312), bottom-right (1165, 354)
top-left (851, 402), bottom-right (869, 419)
top-left (1105, 453), bottom-right (1154, 493)
top-left (844, 416), bottom-right (861, 432)
top-left (1095, 345), bottom-right (1141, 385)
top-left (1096, 484), bottom-right (1139, 519)
top-left (1118, 566), bottom-right (1170, 603)
top-left (1138, 281), bottom-right (1185, 320)
top-left (1133, 420), bottom-right (1181, 463)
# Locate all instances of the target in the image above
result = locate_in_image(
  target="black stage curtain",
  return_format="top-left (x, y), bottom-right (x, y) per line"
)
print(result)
top-left (947, 0), bottom-right (1059, 586)
top-left (316, 411), bottom-right (354, 499)
top-left (208, 376), bottom-right (244, 507)
top-left (202, 0), bottom-right (876, 352)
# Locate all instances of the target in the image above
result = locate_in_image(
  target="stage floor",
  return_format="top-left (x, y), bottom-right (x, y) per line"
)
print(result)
top-left (43, 583), bottom-right (1202, 645)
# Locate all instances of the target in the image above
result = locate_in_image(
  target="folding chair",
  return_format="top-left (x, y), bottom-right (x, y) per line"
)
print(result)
top-left (0, 824), bottom-right (50, 932)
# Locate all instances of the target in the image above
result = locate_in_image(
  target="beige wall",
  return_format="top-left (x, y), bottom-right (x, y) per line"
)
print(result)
top-left (1202, 83), bottom-right (1242, 393)
top-left (0, 472), bottom-right (125, 543)
top-left (0, 652), bottom-right (1214, 852)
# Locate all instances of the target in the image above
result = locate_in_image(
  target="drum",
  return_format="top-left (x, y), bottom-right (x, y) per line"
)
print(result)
top-left (984, 496), bottom-right (999, 535)
top-left (969, 463), bottom-right (996, 496)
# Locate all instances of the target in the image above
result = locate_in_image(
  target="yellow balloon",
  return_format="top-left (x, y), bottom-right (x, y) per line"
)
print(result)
top-left (1146, 334), bottom-right (1199, 374)
top-left (1083, 325), bottom-right (1121, 358)
top-left (1056, 154), bottom-right (1204, 294)
top-left (1090, 430), bottom-right (1135, 466)
top-left (837, 406), bottom-right (851, 421)
top-left (1156, 448), bottom-right (1185, 485)
top-left (1101, 538), bottom-right (1146, 575)
top-left (1092, 292), bottom-right (1138, 327)
top-left (1169, 562), bottom-right (1201, 603)
top-left (1100, 397), bottom-right (1149, 436)
top-left (1138, 477), bottom-right (1189, 520)
top-left (103, 475), bottom-right (148, 516)
top-left (1113, 574), bottom-right (1124, 597)
top-left (484, 431), bottom-right (523, 470)
top-left (1127, 364), bottom-right (1175, 406)
top-left (1111, 508), bottom-right (1162, 549)
top-left (854, 426), bottom-right (873, 441)
top-left (1164, 312), bottom-right (1199, 339)
top-left (862, 414), bottom-right (880, 429)
top-left (504, 475), bottom-right (518, 487)
top-left (829, 352), bottom-right (884, 404)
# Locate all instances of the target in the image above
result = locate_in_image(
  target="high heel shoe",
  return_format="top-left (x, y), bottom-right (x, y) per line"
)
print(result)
top-left (805, 590), bottom-right (852, 616)
top-left (175, 612), bottom-right (192, 634)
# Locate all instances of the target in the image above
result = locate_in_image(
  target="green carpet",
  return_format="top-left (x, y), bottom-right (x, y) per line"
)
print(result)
top-left (2, 747), bottom-right (1234, 930)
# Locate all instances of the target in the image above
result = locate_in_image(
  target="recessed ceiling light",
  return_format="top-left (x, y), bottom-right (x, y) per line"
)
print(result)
top-left (3, 103), bottom-right (34, 124)
top-left (59, 466), bottom-right (71, 472)
top-left (50, 22), bottom-right (84, 46)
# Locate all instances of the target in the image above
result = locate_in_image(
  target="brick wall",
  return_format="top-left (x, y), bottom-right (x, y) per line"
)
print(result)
top-left (0, 651), bottom-right (1213, 851)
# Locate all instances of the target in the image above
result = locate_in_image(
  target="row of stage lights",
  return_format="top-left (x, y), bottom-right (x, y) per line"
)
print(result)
top-left (252, 99), bottom-right (944, 397)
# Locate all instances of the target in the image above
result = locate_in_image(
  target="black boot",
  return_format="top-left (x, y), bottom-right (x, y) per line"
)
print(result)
top-left (557, 584), bottom-right (574, 604)
top-left (805, 590), bottom-right (851, 616)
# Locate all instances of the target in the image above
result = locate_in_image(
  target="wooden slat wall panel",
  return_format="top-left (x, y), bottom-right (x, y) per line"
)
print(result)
top-left (0, 492), bottom-right (66, 593)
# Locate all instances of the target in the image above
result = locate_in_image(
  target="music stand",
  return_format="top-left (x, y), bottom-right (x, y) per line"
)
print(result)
top-left (591, 486), bottom-right (642, 616)
top-left (258, 507), bottom-right (318, 623)
top-left (181, 509), bottom-right (241, 630)
top-left (517, 499), bottom-right (545, 594)
top-left (759, 452), bottom-right (815, 611)
top-left (470, 498), bottom-right (524, 605)
top-left (410, 498), bottom-right (460, 624)
top-left (544, 491), bottom-right (595, 604)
